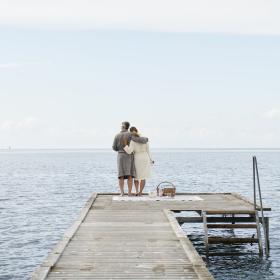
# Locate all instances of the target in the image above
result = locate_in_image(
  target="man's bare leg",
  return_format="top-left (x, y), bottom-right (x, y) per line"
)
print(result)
top-left (134, 180), bottom-right (139, 194)
top-left (127, 176), bottom-right (133, 196)
top-left (139, 180), bottom-right (146, 195)
top-left (118, 177), bottom-right (125, 196)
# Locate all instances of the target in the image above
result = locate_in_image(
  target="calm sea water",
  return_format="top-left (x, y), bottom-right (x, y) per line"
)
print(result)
top-left (0, 149), bottom-right (279, 280)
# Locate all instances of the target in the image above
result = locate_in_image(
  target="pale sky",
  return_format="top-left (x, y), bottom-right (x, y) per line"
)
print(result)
top-left (1, 0), bottom-right (280, 148)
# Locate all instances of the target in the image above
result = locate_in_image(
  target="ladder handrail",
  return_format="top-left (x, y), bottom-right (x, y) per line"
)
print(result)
top-left (253, 156), bottom-right (269, 256)
top-left (253, 157), bottom-right (256, 209)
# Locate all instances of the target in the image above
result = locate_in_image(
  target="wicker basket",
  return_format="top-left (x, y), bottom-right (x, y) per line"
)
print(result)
top-left (156, 181), bottom-right (176, 197)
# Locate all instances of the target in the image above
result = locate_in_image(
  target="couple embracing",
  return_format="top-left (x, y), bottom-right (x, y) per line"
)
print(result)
top-left (112, 121), bottom-right (154, 196)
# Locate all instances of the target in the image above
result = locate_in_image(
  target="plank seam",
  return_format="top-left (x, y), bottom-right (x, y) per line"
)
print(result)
top-left (31, 193), bottom-right (98, 280)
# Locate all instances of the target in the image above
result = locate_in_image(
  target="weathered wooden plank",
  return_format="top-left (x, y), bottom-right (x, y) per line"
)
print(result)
top-left (164, 209), bottom-right (214, 280)
top-left (231, 192), bottom-right (271, 211)
top-left (206, 210), bottom-right (256, 214)
top-left (202, 211), bottom-right (209, 258)
top-left (31, 193), bottom-right (98, 280)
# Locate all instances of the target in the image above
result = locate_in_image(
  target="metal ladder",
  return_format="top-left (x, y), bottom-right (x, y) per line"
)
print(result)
top-left (202, 156), bottom-right (270, 257)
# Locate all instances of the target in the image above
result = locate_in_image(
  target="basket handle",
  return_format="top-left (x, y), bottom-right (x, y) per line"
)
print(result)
top-left (156, 181), bottom-right (176, 189)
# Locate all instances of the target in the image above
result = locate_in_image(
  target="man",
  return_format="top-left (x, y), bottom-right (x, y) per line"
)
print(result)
top-left (112, 121), bottom-right (148, 196)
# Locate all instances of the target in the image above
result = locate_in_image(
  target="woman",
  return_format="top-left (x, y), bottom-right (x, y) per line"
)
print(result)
top-left (123, 127), bottom-right (154, 196)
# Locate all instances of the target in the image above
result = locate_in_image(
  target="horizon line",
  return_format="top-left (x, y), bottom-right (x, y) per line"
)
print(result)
top-left (1, 147), bottom-right (280, 151)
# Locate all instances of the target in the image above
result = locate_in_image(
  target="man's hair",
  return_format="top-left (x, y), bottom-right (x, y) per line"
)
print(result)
top-left (122, 121), bottom-right (130, 130)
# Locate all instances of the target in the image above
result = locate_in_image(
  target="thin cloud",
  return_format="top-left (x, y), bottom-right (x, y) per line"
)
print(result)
top-left (0, 0), bottom-right (279, 34)
top-left (263, 108), bottom-right (280, 120)
top-left (0, 61), bottom-right (51, 69)
top-left (0, 117), bottom-right (42, 131)
top-left (0, 63), bottom-right (21, 69)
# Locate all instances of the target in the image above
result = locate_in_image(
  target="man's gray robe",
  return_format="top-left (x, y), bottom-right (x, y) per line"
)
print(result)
top-left (112, 129), bottom-right (148, 179)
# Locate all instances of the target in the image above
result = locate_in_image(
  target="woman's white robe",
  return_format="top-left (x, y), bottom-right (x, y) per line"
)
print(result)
top-left (124, 141), bottom-right (152, 180)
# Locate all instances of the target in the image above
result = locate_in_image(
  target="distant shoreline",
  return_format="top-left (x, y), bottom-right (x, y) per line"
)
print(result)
top-left (1, 148), bottom-right (280, 153)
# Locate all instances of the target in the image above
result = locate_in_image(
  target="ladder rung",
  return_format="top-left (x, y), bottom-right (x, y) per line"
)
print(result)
top-left (207, 217), bottom-right (256, 223)
top-left (177, 216), bottom-right (258, 224)
top-left (208, 251), bottom-right (254, 256)
top-left (207, 224), bottom-right (257, 229)
top-left (208, 237), bottom-right (259, 244)
top-left (206, 210), bottom-right (256, 215)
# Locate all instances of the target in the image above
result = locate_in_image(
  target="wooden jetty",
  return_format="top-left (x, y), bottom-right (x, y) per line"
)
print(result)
top-left (32, 192), bottom-right (271, 280)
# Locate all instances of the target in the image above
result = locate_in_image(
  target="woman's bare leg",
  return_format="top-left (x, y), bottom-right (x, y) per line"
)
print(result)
top-left (134, 180), bottom-right (139, 194)
top-left (139, 180), bottom-right (146, 195)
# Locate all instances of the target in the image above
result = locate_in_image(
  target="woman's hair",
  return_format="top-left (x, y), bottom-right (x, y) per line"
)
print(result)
top-left (130, 127), bottom-right (138, 133)
top-left (130, 127), bottom-right (139, 137)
